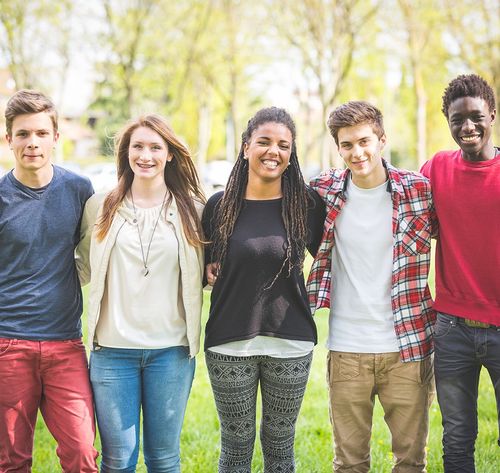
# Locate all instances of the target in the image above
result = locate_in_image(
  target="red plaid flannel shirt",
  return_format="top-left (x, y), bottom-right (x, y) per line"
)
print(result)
top-left (307, 161), bottom-right (436, 361)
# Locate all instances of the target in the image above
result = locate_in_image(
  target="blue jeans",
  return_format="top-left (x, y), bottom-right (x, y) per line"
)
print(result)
top-left (90, 346), bottom-right (195, 473)
top-left (434, 312), bottom-right (500, 473)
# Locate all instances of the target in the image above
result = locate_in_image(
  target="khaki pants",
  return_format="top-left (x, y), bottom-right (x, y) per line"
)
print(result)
top-left (327, 351), bottom-right (434, 473)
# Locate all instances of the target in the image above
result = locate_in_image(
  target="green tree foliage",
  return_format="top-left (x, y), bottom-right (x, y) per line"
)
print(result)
top-left (1, 0), bottom-right (497, 167)
top-left (441, 0), bottom-right (500, 141)
top-left (273, 0), bottom-right (381, 168)
top-left (0, 0), bottom-right (75, 95)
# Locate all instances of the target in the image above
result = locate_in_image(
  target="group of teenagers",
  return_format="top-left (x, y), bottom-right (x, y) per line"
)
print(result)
top-left (0, 72), bottom-right (498, 473)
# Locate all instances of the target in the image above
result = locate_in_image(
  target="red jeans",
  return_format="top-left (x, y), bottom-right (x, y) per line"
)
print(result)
top-left (0, 338), bottom-right (98, 473)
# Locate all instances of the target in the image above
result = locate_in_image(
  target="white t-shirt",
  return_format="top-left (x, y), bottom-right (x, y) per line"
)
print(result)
top-left (209, 336), bottom-right (314, 358)
top-left (328, 179), bottom-right (398, 353)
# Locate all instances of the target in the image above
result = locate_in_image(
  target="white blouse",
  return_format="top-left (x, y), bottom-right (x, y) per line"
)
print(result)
top-left (95, 198), bottom-right (188, 349)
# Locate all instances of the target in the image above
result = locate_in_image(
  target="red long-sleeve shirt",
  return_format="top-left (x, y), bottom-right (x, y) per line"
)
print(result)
top-left (421, 149), bottom-right (500, 325)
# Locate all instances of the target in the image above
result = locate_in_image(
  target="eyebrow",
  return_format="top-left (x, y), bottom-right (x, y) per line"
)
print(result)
top-left (450, 109), bottom-right (483, 117)
top-left (15, 128), bottom-right (51, 133)
top-left (340, 136), bottom-right (371, 145)
top-left (130, 140), bottom-right (164, 145)
top-left (255, 135), bottom-right (290, 143)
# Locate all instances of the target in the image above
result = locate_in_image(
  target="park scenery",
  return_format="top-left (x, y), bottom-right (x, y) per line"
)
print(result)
top-left (1, 0), bottom-right (499, 472)
top-left (31, 287), bottom-right (500, 472)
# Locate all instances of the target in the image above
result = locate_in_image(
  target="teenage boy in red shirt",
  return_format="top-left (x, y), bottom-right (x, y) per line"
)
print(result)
top-left (421, 73), bottom-right (499, 473)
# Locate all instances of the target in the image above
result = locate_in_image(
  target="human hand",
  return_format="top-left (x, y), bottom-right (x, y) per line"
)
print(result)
top-left (206, 263), bottom-right (219, 286)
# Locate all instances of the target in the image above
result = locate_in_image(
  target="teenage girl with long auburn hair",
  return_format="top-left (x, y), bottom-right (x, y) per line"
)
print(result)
top-left (78, 114), bottom-right (205, 472)
top-left (202, 107), bottom-right (325, 472)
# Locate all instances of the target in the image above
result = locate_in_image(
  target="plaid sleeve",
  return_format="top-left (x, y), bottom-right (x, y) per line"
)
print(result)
top-left (391, 170), bottom-right (436, 361)
top-left (306, 170), bottom-right (345, 314)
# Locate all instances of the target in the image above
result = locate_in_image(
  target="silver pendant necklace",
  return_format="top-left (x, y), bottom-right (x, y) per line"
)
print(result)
top-left (130, 189), bottom-right (168, 277)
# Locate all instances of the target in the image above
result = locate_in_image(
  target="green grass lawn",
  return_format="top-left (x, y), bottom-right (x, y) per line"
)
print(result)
top-left (31, 289), bottom-right (499, 472)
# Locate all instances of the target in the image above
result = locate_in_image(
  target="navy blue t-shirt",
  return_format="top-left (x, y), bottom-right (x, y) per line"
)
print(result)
top-left (0, 166), bottom-right (94, 340)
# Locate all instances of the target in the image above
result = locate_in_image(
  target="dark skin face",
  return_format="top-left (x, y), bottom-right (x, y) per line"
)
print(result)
top-left (447, 96), bottom-right (496, 162)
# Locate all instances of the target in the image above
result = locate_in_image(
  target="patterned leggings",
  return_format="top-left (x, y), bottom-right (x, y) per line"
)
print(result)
top-left (205, 350), bottom-right (313, 473)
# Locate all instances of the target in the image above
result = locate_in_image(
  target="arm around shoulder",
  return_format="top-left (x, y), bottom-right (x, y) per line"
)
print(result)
top-left (75, 193), bottom-right (106, 286)
top-left (306, 187), bottom-right (326, 256)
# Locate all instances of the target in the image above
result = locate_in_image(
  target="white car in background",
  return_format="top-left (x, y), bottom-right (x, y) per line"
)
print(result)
top-left (84, 163), bottom-right (117, 192)
top-left (59, 162), bottom-right (84, 175)
top-left (201, 160), bottom-right (234, 196)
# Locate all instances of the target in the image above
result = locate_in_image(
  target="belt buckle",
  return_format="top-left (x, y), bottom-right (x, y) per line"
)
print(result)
top-left (464, 318), bottom-right (490, 329)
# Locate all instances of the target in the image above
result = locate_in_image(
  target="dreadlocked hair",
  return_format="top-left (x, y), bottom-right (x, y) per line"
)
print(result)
top-left (211, 107), bottom-right (309, 289)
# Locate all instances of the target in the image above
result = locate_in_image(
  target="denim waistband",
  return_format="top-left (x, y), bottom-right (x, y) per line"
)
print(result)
top-left (438, 313), bottom-right (500, 330)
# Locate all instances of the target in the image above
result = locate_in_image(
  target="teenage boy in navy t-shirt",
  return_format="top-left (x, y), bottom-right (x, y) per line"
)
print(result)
top-left (0, 90), bottom-right (98, 471)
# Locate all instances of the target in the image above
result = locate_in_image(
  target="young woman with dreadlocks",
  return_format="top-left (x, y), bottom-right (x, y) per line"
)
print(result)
top-left (202, 107), bottom-right (325, 473)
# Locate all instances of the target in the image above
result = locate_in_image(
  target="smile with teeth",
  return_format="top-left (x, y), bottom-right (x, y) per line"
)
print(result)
top-left (137, 162), bottom-right (154, 168)
top-left (262, 159), bottom-right (279, 170)
top-left (461, 135), bottom-right (480, 142)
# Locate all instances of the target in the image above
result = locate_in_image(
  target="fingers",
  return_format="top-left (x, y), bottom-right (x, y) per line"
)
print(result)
top-left (205, 263), bottom-right (219, 286)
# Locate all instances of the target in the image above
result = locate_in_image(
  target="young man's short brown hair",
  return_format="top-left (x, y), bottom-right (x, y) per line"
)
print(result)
top-left (5, 89), bottom-right (58, 136)
top-left (327, 101), bottom-right (385, 145)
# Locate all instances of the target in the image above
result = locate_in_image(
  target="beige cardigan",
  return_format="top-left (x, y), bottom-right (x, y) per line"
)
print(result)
top-left (76, 192), bottom-right (204, 357)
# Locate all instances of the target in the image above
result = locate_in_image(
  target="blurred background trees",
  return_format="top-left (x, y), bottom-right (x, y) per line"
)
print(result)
top-left (0, 0), bottom-right (498, 175)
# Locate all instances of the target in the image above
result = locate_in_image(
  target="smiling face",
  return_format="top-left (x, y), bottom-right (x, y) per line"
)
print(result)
top-left (7, 112), bottom-right (58, 183)
top-left (337, 123), bottom-right (387, 189)
top-left (128, 126), bottom-right (171, 184)
top-left (447, 96), bottom-right (496, 161)
top-left (244, 122), bottom-right (292, 188)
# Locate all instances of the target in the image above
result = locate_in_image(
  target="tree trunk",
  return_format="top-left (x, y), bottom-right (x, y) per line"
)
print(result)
top-left (225, 105), bottom-right (236, 162)
top-left (197, 101), bottom-right (211, 170)
top-left (415, 73), bottom-right (427, 167)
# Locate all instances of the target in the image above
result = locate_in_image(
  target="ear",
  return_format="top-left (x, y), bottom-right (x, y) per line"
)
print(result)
top-left (379, 134), bottom-right (387, 149)
top-left (491, 108), bottom-right (497, 124)
top-left (167, 153), bottom-right (173, 162)
top-left (243, 142), bottom-right (249, 159)
top-left (54, 131), bottom-right (60, 144)
top-left (6, 134), bottom-right (12, 147)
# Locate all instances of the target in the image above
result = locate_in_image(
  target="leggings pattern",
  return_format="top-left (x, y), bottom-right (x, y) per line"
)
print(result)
top-left (206, 350), bottom-right (312, 473)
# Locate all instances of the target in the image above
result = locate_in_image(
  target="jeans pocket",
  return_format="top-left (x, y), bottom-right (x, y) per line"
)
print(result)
top-left (419, 356), bottom-right (434, 386)
top-left (0, 338), bottom-right (12, 356)
top-left (179, 345), bottom-right (190, 358)
top-left (326, 352), bottom-right (332, 385)
top-left (332, 352), bottom-right (360, 381)
top-left (64, 338), bottom-right (85, 350)
top-left (433, 313), bottom-right (455, 339)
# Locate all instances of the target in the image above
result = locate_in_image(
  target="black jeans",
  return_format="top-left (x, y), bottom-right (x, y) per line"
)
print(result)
top-left (434, 312), bottom-right (500, 473)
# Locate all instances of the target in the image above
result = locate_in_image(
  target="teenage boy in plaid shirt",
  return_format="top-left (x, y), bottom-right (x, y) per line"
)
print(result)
top-left (307, 101), bottom-right (436, 472)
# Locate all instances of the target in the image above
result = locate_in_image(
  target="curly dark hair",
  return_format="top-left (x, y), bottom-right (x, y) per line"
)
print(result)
top-left (442, 74), bottom-right (496, 118)
top-left (211, 107), bottom-right (309, 288)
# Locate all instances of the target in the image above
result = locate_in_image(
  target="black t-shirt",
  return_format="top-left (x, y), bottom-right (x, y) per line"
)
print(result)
top-left (202, 188), bottom-right (326, 350)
